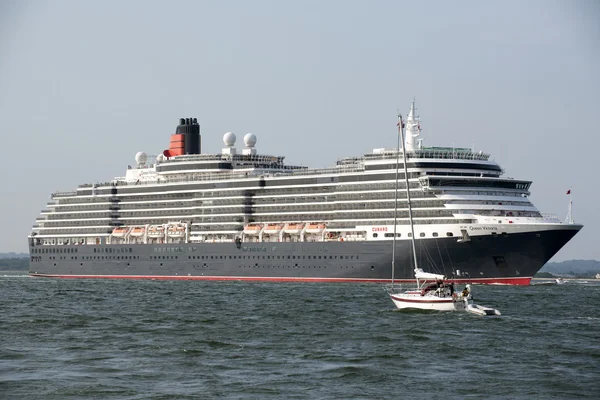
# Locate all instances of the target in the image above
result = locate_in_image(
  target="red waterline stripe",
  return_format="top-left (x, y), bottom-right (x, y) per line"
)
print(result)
top-left (390, 296), bottom-right (454, 304)
top-left (29, 274), bottom-right (532, 285)
top-left (449, 277), bottom-right (532, 286)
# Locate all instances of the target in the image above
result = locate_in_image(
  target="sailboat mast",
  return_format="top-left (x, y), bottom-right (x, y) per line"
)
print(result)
top-left (391, 114), bottom-right (402, 286)
top-left (400, 104), bottom-right (419, 280)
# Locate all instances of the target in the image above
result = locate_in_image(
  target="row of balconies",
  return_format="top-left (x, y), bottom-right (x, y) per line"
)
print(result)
top-left (37, 208), bottom-right (456, 230)
top-left (41, 200), bottom-right (450, 223)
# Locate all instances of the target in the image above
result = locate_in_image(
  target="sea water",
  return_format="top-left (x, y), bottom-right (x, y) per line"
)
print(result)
top-left (1, 275), bottom-right (599, 399)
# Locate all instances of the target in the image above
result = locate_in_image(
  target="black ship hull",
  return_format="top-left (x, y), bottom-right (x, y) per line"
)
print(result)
top-left (29, 226), bottom-right (581, 285)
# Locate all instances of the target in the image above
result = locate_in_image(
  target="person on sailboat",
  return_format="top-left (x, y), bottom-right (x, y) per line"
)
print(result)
top-left (462, 284), bottom-right (471, 298)
top-left (422, 280), bottom-right (443, 296)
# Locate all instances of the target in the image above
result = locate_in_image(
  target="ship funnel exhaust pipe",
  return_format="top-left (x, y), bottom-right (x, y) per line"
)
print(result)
top-left (174, 117), bottom-right (201, 155)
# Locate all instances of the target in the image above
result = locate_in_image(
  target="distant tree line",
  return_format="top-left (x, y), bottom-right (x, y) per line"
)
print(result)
top-left (0, 252), bottom-right (28, 259)
top-left (0, 258), bottom-right (28, 271)
top-left (541, 259), bottom-right (600, 278)
top-left (534, 272), bottom-right (555, 278)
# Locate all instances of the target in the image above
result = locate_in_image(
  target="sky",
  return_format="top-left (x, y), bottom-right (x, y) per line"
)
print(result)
top-left (0, 0), bottom-right (598, 260)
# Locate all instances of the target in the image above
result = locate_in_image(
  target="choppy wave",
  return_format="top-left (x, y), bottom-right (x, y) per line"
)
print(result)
top-left (1, 277), bottom-right (599, 399)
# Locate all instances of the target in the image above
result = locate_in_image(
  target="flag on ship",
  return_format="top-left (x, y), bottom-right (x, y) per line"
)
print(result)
top-left (566, 189), bottom-right (571, 195)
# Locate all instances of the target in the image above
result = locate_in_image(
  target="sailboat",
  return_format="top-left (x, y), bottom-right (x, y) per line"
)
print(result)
top-left (386, 102), bottom-right (499, 315)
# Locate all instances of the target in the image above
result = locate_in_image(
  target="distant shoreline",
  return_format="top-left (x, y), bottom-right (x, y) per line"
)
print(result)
top-left (531, 277), bottom-right (596, 281)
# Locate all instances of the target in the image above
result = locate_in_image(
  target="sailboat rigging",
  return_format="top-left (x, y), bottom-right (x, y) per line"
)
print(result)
top-left (387, 101), bottom-right (500, 315)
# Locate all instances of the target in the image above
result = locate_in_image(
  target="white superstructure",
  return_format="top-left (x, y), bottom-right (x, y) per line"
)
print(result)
top-left (30, 102), bottom-right (574, 249)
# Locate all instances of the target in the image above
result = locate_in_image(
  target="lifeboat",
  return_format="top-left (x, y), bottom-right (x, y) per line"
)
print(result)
top-left (167, 223), bottom-right (186, 238)
top-left (283, 223), bottom-right (304, 234)
top-left (304, 223), bottom-right (326, 234)
top-left (263, 224), bottom-right (283, 235)
top-left (147, 225), bottom-right (165, 238)
top-left (130, 226), bottom-right (146, 237)
top-left (243, 224), bottom-right (263, 235)
top-left (111, 227), bottom-right (129, 237)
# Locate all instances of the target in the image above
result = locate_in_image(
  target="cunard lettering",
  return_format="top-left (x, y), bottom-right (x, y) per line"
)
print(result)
top-left (242, 246), bottom-right (267, 252)
top-left (372, 227), bottom-right (388, 232)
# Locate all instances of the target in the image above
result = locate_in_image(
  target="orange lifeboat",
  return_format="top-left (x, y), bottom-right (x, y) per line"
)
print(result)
top-left (167, 223), bottom-right (186, 238)
top-left (130, 226), bottom-right (146, 237)
top-left (243, 224), bottom-right (263, 235)
top-left (147, 225), bottom-right (165, 238)
top-left (304, 223), bottom-right (326, 234)
top-left (283, 223), bottom-right (305, 234)
top-left (263, 224), bottom-right (283, 235)
top-left (111, 227), bottom-right (129, 238)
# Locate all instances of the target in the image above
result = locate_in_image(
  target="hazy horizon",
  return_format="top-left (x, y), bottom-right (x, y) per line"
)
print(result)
top-left (1, 0), bottom-right (598, 261)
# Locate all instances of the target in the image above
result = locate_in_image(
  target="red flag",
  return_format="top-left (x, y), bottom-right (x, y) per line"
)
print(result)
top-left (566, 189), bottom-right (571, 195)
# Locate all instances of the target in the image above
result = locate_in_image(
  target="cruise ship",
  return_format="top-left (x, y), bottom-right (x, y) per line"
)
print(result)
top-left (28, 102), bottom-right (582, 284)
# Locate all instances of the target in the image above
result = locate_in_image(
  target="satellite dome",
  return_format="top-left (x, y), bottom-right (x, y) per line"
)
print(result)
top-left (156, 153), bottom-right (165, 162)
top-left (243, 133), bottom-right (257, 148)
top-left (135, 151), bottom-right (147, 165)
top-left (223, 132), bottom-right (236, 147)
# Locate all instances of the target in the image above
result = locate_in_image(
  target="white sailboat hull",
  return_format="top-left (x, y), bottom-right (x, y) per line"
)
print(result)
top-left (389, 291), bottom-right (457, 311)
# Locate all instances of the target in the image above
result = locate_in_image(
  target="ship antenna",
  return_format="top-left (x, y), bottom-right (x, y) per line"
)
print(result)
top-left (401, 110), bottom-right (419, 282)
top-left (391, 111), bottom-right (402, 289)
top-left (565, 186), bottom-right (574, 224)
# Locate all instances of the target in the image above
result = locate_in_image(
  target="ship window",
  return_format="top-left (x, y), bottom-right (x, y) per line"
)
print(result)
top-left (373, 233), bottom-right (378, 238)
top-left (446, 232), bottom-right (453, 237)
top-left (433, 232), bottom-right (438, 237)
top-left (419, 233), bottom-right (425, 237)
